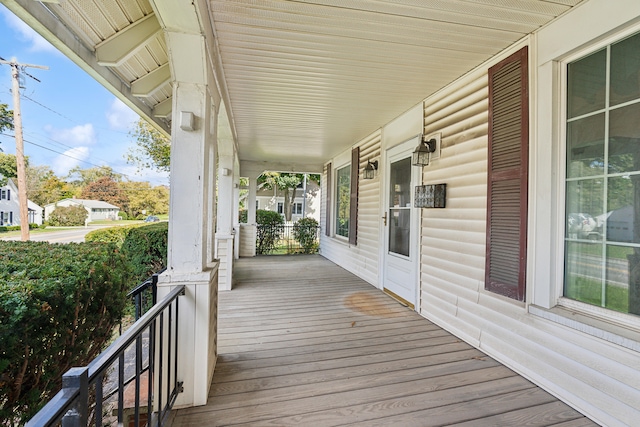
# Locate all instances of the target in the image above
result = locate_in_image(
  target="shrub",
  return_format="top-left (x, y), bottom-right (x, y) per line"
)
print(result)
top-left (238, 209), bottom-right (247, 223)
top-left (48, 205), bottom-right (88, 226)
top-left (86, 222), bottom-right (168, 283)
top-left (121, 222), bottom-right (168, 282)
top-left (293, 217), bottom-right (319, 253)
top-left (256, 209), bottom-right (284, 254)
top-left (85, 223), bottom-right (145, 247)
top-left (0, 241), bottom-right (131, 424)
top-left (117, 211), bottom-right (128, 220)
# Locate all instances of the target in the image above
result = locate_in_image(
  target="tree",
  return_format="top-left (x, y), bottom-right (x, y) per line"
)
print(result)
top-left (80, 176), bottom-right (129, 211)
top-left (25, 165), bottom-right (74, 207)
top-left (66, 166), bottom-right (123, 190)
top-left (126, 118), bottom-right (170, 173)
top-left (0, 153), bottom-right (20, 186)
top-left (119, 181), bottom-right (169, 218)
top-left (258, 172), bottom-right (320, 221)
top-left (0, 103), bottom-right (13, 135)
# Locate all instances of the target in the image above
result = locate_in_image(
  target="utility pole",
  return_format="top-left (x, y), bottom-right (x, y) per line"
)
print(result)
top-left (0, 57), bottom-right (48, 241)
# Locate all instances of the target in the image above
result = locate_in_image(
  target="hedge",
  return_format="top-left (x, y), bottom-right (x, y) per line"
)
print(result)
top-left (86, 222), bottom-right (168, 283)
top-left (0, 241), bottom-right (131, 425)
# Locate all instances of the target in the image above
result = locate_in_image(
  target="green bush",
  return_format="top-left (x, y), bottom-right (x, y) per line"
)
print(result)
top-left (86, 222), bottom-right (168, 283)
top-left (0, 241), bottom-right (131, 424)
top-left (48, 205), bottom-right (88, 226)
top-left (293, 217), bottom-right (320, 253)
top-left (238, 209), bottom-right (247, 223)
top-left (117, 211), bottom-right (128, 220)
top-left (256, 209), bottom-right (284, 254)
top-left (85, 223), bottom-right (145, 247)
top-left (121, 222), bottom-right (168, 282)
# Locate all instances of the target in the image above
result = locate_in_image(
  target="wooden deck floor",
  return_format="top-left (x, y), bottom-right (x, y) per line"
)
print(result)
top-left (171, 255), bottom-right (598, 427)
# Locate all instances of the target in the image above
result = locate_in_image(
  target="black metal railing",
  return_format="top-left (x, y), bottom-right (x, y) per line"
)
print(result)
top-left (128, 268), bottom-right (166, 320)
top-left (256, 224), bottom-right (320, 255)
top-left (27, 283), bottom-right (185, 427)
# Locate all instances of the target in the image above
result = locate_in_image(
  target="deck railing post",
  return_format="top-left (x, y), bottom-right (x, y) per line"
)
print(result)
top-left (61, 367), bottom-right (88, 427)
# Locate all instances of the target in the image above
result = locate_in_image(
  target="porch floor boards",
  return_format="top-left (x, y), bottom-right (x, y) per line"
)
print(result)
top-left (171, 255), bottom-right (597, 427)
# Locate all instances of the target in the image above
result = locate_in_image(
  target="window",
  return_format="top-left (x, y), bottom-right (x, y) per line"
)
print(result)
top-left (277, 202), bottom-right (284, 214)
top-left (293, 202), bottom-right (303, 215)
top-left (485, 47), bottom-right (529, 301)
top-left (335, 165), bottom-right (351, 238)
top-left (0, 189), bottom-right (9, 200)
top-left (564, 32), bottom-right (640, 316)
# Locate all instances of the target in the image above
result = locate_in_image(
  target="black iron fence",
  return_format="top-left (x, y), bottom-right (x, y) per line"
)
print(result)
top-left (257, 224), bottom-right (320, 255)
top-left (27, 278), bottom-right (184, 427)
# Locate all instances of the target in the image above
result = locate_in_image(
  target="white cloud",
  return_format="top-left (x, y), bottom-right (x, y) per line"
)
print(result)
top-left (106, 98), bottom-right (138, 131)
top-left (52, 146), bottom-right (90, 175)
top-left (45, 123), bottom-right (97, 146)
top-left (1, 8), bottom-right (58, 54)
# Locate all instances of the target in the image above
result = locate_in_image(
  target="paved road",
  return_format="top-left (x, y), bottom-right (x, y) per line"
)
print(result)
top-left (0, 226), bottom-right (108, 243)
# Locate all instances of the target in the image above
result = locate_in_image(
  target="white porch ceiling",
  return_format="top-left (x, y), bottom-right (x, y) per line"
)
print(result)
top-left (4, 0), bottom-right (586, 172)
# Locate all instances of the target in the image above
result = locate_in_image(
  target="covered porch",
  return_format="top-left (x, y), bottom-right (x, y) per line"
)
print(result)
top-left (171, 255), bottom-right (596, 427)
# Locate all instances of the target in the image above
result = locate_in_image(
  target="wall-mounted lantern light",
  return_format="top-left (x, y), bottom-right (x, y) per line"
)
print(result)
top-left (363, 159), bottom-right (378, 180)
top-left (412, 135), bottom-right (437, 166)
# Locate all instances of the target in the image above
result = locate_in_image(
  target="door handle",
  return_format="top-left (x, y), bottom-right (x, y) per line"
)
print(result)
top-left (382, 212), bottom-right (387, 226)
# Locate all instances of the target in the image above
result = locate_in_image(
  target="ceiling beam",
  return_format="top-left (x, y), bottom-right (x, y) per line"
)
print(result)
top-left (131, 63), bottom-right (171, 97)
top-left (95, 13), bottom-right (161, 67)
top-left (153, 97), bottom-right (172, 119)
top-left (3, 0), bottom-right (170, 135)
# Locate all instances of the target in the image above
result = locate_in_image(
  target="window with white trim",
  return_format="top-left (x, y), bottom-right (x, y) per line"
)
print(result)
top-left (293, 202), bottom-right (303, 215)
top-left (335, 164), bottom-right (350, 238)
top-left (564, 31), bottom-right (640, 316)
top-left (277, 202), bottom-right (283, 215)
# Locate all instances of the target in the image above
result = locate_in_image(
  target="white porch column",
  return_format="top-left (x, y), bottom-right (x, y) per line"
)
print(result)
top-left (238, 174), bottom-right (258, 257)
top-left (216, 154), bottom-right (236, 290)
top-left (247, 175), bottom-right (258, 225)
top-left (156, 30), bottom-right (219, 409)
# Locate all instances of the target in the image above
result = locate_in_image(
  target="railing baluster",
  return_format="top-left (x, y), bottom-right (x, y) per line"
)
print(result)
top-left (118, 353), bottom-right (124, 425)
top-left (95, 372), bottom-right (103, 427)
top-left (158, 311), bottom-right (164, 419)
top-left (148, 319), bottom-right (155, 424)
top-left (167, 301), bottom-right (172, 415)
top-left (135, 333), bottom-right (142, 426)
top-left (61, 367), bottom-right (88, 427)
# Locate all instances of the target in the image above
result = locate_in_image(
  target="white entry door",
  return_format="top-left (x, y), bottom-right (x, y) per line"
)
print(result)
top-left (382, 137), bottom-right (421, 309)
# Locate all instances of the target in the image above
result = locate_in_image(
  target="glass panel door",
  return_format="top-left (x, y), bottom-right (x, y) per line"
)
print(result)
top-left (388, 157), bottom-right (412, 257)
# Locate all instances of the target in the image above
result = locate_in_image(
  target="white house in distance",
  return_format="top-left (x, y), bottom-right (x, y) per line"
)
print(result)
top-left (7, 0), bottom-right (640, 425)
top-left (44, 198), bottom-right (120, 223)
top-left (0, 177), bottom-right (43, 226)
top-left (256, 179), bottom-right (321, 222)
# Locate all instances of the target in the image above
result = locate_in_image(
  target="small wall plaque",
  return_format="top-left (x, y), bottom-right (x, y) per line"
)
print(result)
top-left (415, 184), bottom-right (446, 208)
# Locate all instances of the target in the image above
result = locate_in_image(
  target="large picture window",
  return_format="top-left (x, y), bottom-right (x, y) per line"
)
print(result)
top-left (335, 165), bottom-right (351, 238)
top-left (565, 32), bottom-right (640, 316)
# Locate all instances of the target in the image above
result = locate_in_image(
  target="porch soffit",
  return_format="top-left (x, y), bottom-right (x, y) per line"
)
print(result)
top-left (4, 0), bottom-right (586, 170)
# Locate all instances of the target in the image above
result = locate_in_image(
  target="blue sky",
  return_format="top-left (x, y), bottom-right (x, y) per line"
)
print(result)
top-left (0, 5), bottom-right (169, 186)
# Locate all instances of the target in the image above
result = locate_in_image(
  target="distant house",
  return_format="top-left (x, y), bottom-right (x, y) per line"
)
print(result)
top-left (0, 177), bottom-right (43, 226)
top-left (256, 179), bottom-right (321, 222)
top-left (44, 198), bottom-right (120, 223)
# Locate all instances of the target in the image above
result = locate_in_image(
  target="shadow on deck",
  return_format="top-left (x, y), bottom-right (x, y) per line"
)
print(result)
top-left (171, 255), bottom-right (597, 426)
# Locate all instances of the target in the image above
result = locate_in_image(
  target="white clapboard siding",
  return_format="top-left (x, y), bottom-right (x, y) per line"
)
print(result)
top-left (418, 43), bottom-right (639, 427)
top-left (321, 130), bottom-right (381, 286)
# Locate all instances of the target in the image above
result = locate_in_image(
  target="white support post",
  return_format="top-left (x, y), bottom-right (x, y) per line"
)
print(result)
top-left (216, 154), bottom-right (236, 290)
top-left (159, 68), bottom-right (219, 408)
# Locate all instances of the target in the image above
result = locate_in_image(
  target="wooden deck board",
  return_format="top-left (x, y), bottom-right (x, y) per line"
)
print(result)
top-left (172, 255), bottom-right (598, 427)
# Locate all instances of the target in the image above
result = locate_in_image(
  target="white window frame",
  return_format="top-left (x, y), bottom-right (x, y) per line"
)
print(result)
top-left (531, 13), bottom-right (640, 342)
top-left (293, 202), bottom-right (303, 215)
top-left (334, 164), bottom-right (351, 239)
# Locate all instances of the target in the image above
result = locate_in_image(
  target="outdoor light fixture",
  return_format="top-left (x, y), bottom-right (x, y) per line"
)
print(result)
top-left (363, 159), bottom-right (378, 180)
top-left (412, 136), bottom-right (437, 166)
